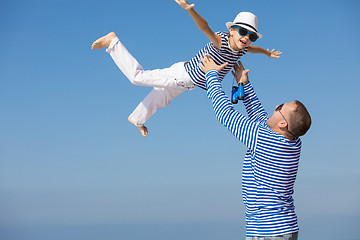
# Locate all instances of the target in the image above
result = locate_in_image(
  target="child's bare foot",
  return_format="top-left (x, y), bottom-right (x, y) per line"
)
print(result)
top-left (91, 32), bottom-right (116, 50)
top-left (128, 117), bottom-right (148, 137)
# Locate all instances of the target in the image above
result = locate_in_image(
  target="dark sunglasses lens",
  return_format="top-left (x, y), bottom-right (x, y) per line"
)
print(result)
top-left (238, 27), bottom-right (248, 36)
top-left (249, 33), bottom-right (258, 42)
top-left (276, 104), bottom-right (284, 111)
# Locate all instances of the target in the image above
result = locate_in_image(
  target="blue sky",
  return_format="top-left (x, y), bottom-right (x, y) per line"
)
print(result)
top-left (1, 0), bottom-right (359, 239)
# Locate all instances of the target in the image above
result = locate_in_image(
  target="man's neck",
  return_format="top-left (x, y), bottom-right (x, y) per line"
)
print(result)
top-left (267, 122), bottom-right (295, 140)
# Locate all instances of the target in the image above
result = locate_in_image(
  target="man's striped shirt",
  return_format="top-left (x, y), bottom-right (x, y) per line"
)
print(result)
top-left (185, 32), bottom-right (248, 90)
top-left (205, 70), bottom-right (301, 237)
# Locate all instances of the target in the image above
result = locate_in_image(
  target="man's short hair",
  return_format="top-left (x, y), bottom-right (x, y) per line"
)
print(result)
top-left (288, 100), bottom-right (312, 138)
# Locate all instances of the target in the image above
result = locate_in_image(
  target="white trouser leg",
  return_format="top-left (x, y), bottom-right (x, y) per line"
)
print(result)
top-left (129, 60), bottom-right (194, 126)
top-left (106, 37), bottom-right (193, 88)
top-left (106, 37), bottom-right (195, 126)
top-left (129, 86), bottom-right (187, 126)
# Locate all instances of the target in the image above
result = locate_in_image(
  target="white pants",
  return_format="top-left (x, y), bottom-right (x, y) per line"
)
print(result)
top-left (106, 37), bottom-right (195, 126)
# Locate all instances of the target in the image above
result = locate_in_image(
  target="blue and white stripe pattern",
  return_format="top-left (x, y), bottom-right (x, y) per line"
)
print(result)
top-left (185, 32), bottom-right (248, 90)
top-left (206, 70), bottom-right (301, 237)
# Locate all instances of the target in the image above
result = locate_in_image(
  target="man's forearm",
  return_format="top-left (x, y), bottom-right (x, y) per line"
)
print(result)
top-left (206, 70), bottom-right (241, 124)
top-left (242, 82), bottom-right (267, 122)
top-left (205, 70), bottom-right (258, 149)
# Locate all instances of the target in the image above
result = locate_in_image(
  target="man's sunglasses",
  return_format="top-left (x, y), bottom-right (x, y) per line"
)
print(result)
top-left (276, 103), bottom-right (284, 111)
top-left (232, 26), bottom-right (259, 42)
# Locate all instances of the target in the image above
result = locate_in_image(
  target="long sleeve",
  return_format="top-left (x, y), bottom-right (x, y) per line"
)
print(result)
top-left (242, 82), bottom-right (268, 122)
top-left (206, 70), bottom-right (258, 150)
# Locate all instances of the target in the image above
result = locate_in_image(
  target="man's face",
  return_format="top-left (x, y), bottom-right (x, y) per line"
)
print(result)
top-left (267, 102), bottom-right (297, 130)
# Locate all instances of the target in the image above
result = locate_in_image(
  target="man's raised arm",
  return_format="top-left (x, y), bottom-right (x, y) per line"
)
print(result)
top-left (231, 61), bottom-right (267, 122)
top-left (199, 55), bottom-right (258, 150)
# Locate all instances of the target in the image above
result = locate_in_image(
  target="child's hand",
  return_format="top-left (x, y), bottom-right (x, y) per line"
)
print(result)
top-left (175, 0), bottom-right (195, 11)
top-left (199, 54), bottom-right (228, 73)
top-left (231, 61), bottom-right (250, 85)
top-left (267, 49), bottom-right (282, 58)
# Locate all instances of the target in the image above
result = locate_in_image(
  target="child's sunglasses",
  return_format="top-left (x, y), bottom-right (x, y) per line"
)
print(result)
top-left (232, 26), bottom-right (259, 42)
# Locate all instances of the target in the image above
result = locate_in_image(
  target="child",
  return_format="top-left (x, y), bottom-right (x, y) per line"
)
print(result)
top-left (91, 0), bottom-right (281, 137)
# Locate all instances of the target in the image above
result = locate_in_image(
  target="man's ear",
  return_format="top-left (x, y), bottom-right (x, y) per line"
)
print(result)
top-left (278, 120), bottom-right (288, 130)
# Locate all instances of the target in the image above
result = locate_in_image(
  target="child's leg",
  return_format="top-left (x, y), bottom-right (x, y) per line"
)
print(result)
top-left (129, 86), bottom-right (187, 130)
top-left (106, 37), bottom-right (189, 89)
top-left (93, 33), bottom-right (193, 89)
top-left (126, 59), bottom-right (194, 136)
top-left (93, 33), bottom-right (195, 136)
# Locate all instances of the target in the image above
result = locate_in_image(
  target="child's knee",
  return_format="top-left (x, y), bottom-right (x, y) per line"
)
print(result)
top-left (130, 75), bottom-right (143, 86)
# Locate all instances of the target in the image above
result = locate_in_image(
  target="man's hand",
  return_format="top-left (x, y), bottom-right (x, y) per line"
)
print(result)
top-left (199, 54), bottom-right (228, 73)
top-left (231, 61), bottom-right (250, 85)
top-left (267, 49), bottom-right (282, 58)
top-left (175, 0), bottom-right (195, 11)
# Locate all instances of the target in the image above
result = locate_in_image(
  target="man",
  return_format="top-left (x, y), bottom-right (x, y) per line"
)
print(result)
top-left (199, 55), bottom-right (311, 240)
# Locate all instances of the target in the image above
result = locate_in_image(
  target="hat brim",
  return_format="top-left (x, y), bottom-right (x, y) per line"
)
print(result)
top-left (226, 22), bottom-right (263, 39)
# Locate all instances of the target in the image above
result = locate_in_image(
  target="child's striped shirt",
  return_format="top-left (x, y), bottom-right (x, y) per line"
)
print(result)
top-left (185, 32), bottom-right (248, 90)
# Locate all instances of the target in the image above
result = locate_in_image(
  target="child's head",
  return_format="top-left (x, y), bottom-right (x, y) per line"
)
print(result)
top-left (226, 12), bottom-right (262, 51)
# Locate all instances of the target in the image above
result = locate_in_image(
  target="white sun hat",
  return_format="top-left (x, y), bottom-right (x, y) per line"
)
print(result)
top-left (226, 12), bottom-right (263, 39)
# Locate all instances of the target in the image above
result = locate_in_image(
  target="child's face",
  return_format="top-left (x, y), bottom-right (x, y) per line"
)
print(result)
top-left (229, 27), bottom-right (255, 51)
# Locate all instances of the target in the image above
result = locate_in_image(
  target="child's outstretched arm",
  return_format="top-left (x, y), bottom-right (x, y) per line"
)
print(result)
top-left (248, 46), bottom-right (282, 58)
top-left (175, 0), bottom-right (222, 48)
